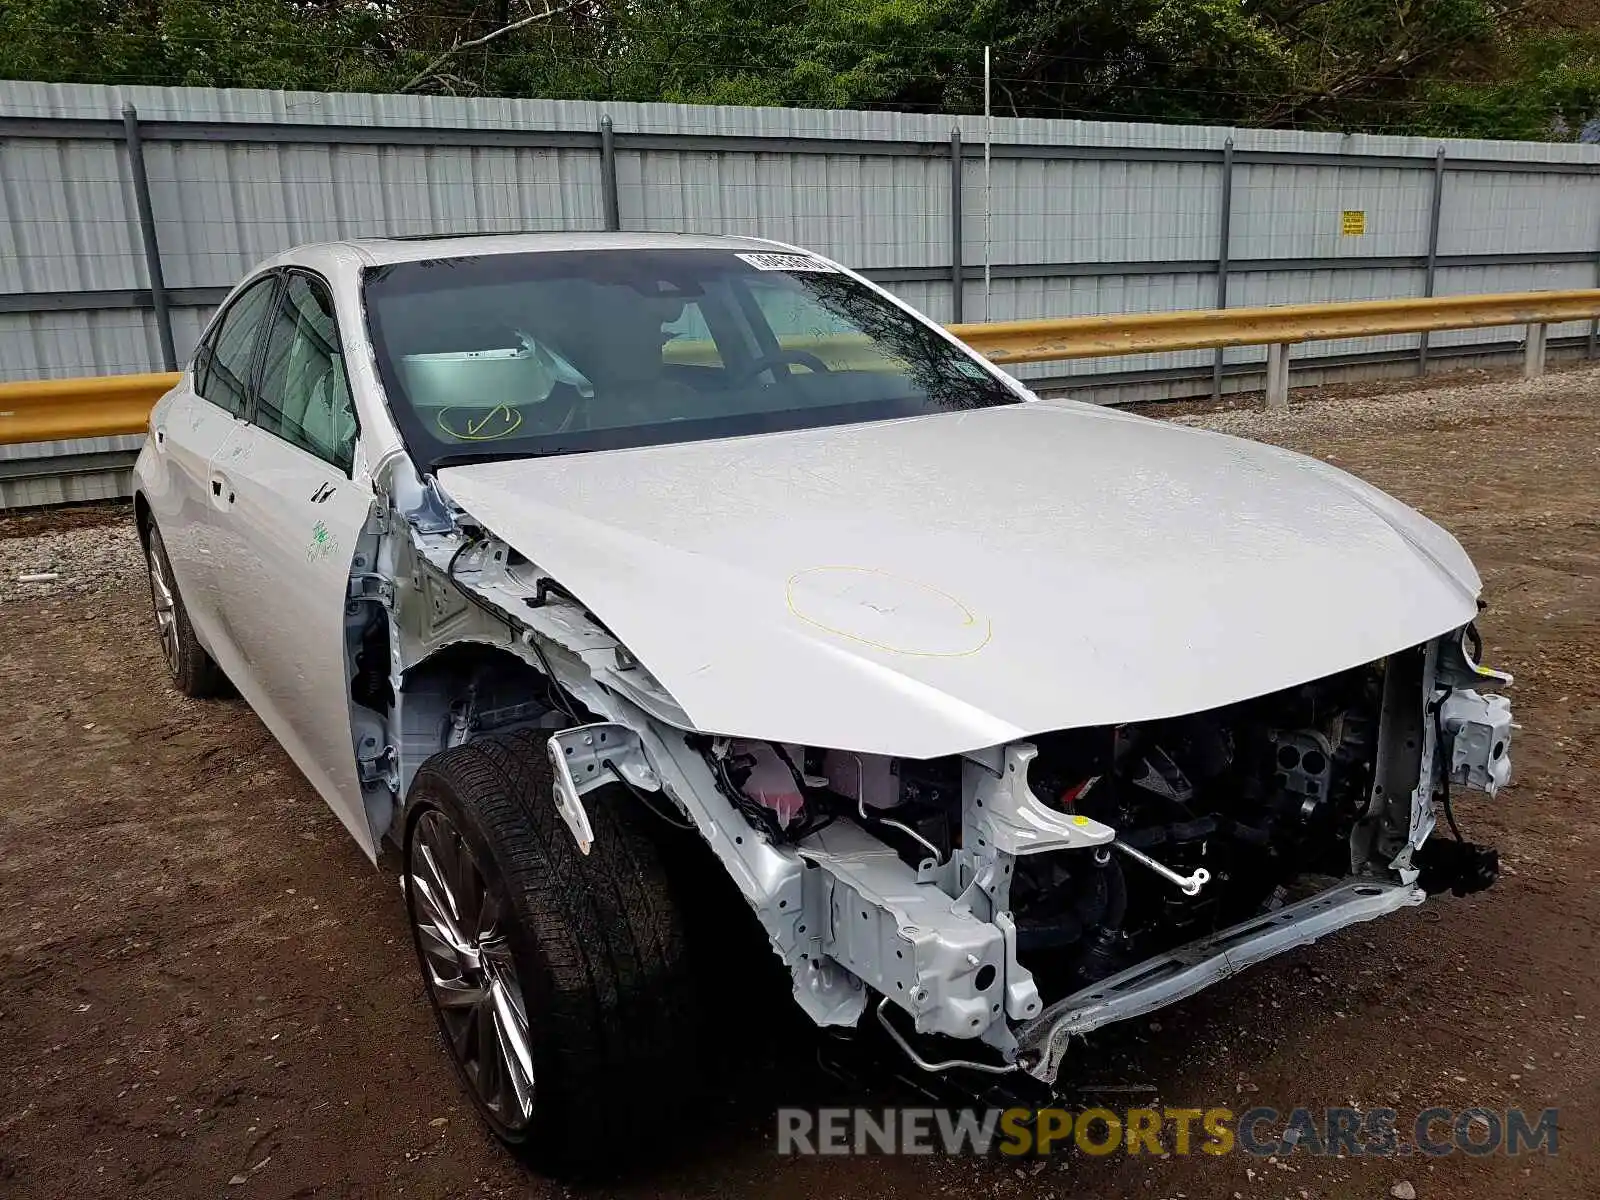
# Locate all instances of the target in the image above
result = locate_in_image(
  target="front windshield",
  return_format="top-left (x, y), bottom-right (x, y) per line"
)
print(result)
top-left (362, 247), bottom-right (1019, 468)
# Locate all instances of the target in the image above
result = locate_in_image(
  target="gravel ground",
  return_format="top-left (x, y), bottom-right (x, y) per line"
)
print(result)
top-left (1, 365), bottom-right (1597, 1199)
top-left (1170, 363), bottom-right (1600, 440)
top-left (0, 518), bottom-right (141, 603)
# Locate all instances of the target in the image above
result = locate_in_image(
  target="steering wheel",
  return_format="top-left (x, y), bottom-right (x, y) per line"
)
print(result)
top-left (729, 349), bottom-right (833, 385)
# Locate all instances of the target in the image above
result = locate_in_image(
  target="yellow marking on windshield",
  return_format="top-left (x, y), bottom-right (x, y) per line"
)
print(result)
top-left (467, 405), bottom-right (511, 436)
top-left (436, 404), bottom-right (524, 442)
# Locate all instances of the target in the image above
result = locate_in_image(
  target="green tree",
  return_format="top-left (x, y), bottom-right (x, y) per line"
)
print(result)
top-left (0, 0), bottom-right (1589, 139)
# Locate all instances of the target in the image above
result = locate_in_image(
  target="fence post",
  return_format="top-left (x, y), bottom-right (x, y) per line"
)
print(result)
top-left (599, 115), bottom-right (621, 232)
top-left (949, 127), bottom-right (964, 324)
top-left (1524, 324), bottom-right (1547, 378)
top-left (1210, 137), bottom-right (1234, 401)
top-left (1265, 342), bottom-right (1291, 410)
top-left (122, 104), bottom-right (176, 372)
top-left (1590, 230), bottom-right (1600, 360)
top-left (1418, 145), bottom-right (1446, 375)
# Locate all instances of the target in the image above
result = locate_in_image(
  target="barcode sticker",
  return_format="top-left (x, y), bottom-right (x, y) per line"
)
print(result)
top-left (735, 251), bottom-right (838, 273)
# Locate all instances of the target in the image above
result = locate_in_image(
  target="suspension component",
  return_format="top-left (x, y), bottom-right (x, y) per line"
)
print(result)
top-left (1109, 840), bottom-right (1211, 896)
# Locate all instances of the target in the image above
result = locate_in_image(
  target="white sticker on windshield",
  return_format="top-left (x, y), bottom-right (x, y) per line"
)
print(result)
top-left (735, 252), bottom-right (838, 273)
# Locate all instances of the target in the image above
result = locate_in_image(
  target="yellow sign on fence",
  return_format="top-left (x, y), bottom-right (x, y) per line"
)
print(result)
top-left (1341, 210), bottom-right (1367, 236)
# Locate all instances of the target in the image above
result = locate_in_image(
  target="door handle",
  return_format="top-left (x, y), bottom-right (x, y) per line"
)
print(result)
top-left (209, 473), bottom-right (235, 509)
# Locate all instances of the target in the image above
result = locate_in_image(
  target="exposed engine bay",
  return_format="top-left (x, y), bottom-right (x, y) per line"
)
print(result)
top-left (642, 627), bottom-right (1513, 1080)
top-left (713, 654), bottom-right (1504, 1008)
top-left (363, 508), bottom-right (1516, 1087)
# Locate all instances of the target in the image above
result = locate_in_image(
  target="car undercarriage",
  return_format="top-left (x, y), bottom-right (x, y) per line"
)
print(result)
top-left (341, 467), bottom-right (1515, 1086)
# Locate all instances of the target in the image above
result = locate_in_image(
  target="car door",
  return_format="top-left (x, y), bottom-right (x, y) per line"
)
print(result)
top-left (209, 269), bottom-right (379, 856)
top-left (147, 274), bottom-right (279, 667)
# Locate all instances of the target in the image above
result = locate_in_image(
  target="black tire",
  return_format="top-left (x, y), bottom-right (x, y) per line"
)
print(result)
top-left (142, 519), bottom-right (228, 698)
top-left (402, 729), bottom-right (697, 1174)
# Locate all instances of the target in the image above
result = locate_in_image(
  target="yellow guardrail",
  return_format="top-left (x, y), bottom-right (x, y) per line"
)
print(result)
top-left (0, 371), bottom-right (179, 446)
top-left (664, 332), bottom-right (890, 372)
top-left (947, 289), bottom-right (1600, 364)
top-left (3, 288), bottom-right (1598, 446)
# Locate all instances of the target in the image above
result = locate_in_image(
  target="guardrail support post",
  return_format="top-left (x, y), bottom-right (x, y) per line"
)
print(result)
top-left (122, 104), bottom-right (177, 373)
top-left (599, 115), bottom-right (621, 232)
top-left (1590, 230), bottom-right (1600, 359)
top-left (1524, 323), bottom-right (1547, 378)
top-left (950, 128), bottom-right (964, 324)
top-left (1211, 137), bottom-right (1234, 401)
top-left (1265, 343), bottom-right (1291, 410)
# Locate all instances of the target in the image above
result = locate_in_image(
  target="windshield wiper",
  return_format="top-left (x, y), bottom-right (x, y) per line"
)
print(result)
top-left (428, 447), bottom-right (575, 470)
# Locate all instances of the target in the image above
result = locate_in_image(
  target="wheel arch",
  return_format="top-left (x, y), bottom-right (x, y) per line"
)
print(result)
top-left (391, 640), bottom-right (579, 822)
top-left (132, 489), bottom-right (152, 546)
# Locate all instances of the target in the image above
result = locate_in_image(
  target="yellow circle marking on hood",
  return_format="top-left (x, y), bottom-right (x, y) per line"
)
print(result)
top-left (785, 566), bottom-right (992, 658)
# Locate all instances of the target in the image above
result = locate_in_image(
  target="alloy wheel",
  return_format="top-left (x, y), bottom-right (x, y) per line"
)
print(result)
top-left (408, 808), bottom-right (536, 1128)
top-left (146, 539), bottom-right (180, 676)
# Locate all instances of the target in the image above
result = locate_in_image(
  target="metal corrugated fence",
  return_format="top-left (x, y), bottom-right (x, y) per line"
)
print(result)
top-left (3, 81), bottom-right (1599, 505)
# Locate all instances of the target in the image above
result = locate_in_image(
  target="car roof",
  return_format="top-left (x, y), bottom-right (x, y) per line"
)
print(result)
top-left (265, 230), bottom-right (786, 276)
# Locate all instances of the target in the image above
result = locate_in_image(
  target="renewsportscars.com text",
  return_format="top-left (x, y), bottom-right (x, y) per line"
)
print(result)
top-left (776, 1106), bottom-right (1560, 1158)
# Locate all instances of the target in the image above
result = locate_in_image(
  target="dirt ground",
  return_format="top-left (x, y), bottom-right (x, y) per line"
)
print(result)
top-left (2, 365), bottom-right (1597, 1199)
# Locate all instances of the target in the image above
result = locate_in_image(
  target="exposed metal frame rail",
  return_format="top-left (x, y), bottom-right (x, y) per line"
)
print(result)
top-left (2, 287), bottom-right (1595, 450)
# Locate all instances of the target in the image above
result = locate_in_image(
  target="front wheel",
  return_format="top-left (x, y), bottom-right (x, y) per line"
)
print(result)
top-left (402, 730), bottom-right (697, 1173)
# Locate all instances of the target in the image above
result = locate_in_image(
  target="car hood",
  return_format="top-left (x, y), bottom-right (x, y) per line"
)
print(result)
top-left (436, 401), bottom-right (1480, 758)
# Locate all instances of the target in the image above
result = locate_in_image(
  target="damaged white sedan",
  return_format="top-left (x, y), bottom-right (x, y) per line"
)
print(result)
top-left (134, 232), bottom-right (1513, 1169)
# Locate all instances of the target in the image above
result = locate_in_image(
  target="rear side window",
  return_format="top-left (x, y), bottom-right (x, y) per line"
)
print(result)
top-left (195, 276), bottom-right (277, 417)
top-left (255, 273), bottom-right (359, 474)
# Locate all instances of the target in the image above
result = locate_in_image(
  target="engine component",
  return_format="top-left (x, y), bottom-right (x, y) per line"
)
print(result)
top-left (1124, 745), bottom-right (1195, 804)
top-left (1110, 840), bottom-right (1211, 896)
top-left (1012, 853), bottom-right (1125, 948)
top-left (729, 740), bottom-right (806, 828)
top-left (1003, 672), bottom-right (1393, 993)
top-left (1269, 729), bottom-right (1333, 806)
top-left (1414, 837), bottom-right (1500, 896)
top-left (1437, 689), bottom-right (1513, 795)
top-left (823, 749), bottom-right (899, 809)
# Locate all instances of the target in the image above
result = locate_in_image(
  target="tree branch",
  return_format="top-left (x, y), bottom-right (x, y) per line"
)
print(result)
top-left (402, 0), bottom-right (585, 93)
top-left (1259, 0), bottom-right (1533, 125)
